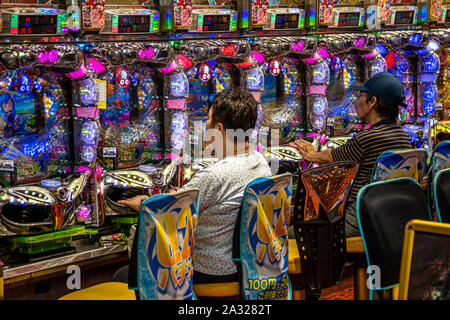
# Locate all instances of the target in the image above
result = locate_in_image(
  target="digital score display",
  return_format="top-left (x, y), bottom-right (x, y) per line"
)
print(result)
top-left (446, 10), bottom-right (450, 22)
top-left (118, 15), bottom-right (151, 33)
top-left (274, 13), bottom-right (300, 29)
top-left (12, 15), bottom-right (60, 35)
top-left (195, 12), bottom-right (237, 32)
top-left (338, 12), bottom-right (361, 27)
top-left (394, 11), bottom-right (414, 24)
top-left (202, 14), bottom-right (231, 31)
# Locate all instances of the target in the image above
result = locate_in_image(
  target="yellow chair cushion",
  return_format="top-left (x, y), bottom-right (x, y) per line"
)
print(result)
top-left (59, 282), bottom-right (136, 300)
top-left (288, 239), bottom-right (301, 274)
top-left (346, 236), bottom-right (365, 253)
top-left (193, 282), bottom-right (240, 297)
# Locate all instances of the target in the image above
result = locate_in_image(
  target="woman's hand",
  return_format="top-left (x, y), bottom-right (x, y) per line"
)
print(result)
top-left (118, 195), bottom-right (149, 212)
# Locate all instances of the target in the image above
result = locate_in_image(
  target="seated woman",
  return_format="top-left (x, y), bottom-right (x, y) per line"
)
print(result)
top-left (118, 88), bottom-right (272, 284)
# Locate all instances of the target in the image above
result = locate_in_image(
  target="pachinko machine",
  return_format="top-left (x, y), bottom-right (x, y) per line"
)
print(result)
top-left (83, 41), bottom-right (178, 231)
top-left (247, 36), bottom-right (329, 167)
top-left (318, 33), bottom-right (387, 147)
top-left (163, 0), bottom-right (238, 33)
top-left (377, 31), bottom-right (441, 151)
top-left (238, 0), bottom-right (309, 31)
top-left (0, 43), bottom-right (97, 260)
top-left (430, 28), bottom-right (450, 145)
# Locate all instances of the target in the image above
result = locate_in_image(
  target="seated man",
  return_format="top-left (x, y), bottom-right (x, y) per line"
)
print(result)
top-left (119, 88), bottom-right (272, 284)
top-left (293, 72), bottom-right (413, 237)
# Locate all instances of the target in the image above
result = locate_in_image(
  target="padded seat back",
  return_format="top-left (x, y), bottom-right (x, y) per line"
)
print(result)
top-left (129, 189), bottom-right (199, 300)
top-left (233, 173), bottom-right (293, 300)
top-left (371, 149), bottom-right (428, 184)
top-left (434, 168), bottom-right (450, 223)
top-left (356, 178), bottom-right (429, 295)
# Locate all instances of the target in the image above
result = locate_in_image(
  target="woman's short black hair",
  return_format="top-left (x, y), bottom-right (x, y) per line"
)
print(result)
top-left (210, 88), bottom-right (258, 131)
top-left (365, 92), bottom-right (399, 121)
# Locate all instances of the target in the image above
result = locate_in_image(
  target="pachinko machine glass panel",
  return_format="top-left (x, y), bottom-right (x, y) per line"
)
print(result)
top-left (248, 36), bottom-right (329, 164)
top-left (86, 42), bottom-right (173, 171)
top-left (102, 1), bottom-right (160, 34)
top-left (0, 44), bottom-right (94, 247)
top-left (439, 0), bottom-right (450, 23)
top-left (316, 0), bottom-right (365, 29)
top-left (377, 31), bottom-right (440, 151)
top-left (163, 0), bottom-right (238, 32)
top-left (319, 33), bottom-right (386, 138)
top-left (430, 29), bottom-right (449, 144)
top-left (0, 1), bottom-right (69, 35)
top-left (171, 39), bottom-right (251, 160)
top-left (84, 42), bottom-right (177, 221)
top-left (238, 0), bottom-right (307, 30)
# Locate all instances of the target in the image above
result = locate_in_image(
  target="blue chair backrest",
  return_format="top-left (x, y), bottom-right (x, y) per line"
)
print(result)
top-left (370, 149), bottom-right (428, 184)
top-left (434, 168), bottom-right (450, 223)
top-left (427, 141), bottom-right (450, 219)
top-left (429, 140), bottom-right (450, 178)
top-left (234, 173), bottom-right (293, 300)
top-left (132, 189), bottom-right (199, 300)
top-left (356, 178), bottom-right (430, 299)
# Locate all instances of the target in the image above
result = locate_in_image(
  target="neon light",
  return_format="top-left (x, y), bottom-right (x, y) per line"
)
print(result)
top-left (309, 8), bottom-right (316, 27)
top-left (242, 10), bottom-right (249, 29)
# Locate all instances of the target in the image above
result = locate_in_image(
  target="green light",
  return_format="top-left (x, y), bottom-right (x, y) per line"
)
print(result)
top-left (11, 15), bottom-right (18, 27)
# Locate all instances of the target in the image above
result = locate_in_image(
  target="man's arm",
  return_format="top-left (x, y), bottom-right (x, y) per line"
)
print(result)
top-left (292, 140), bottom-right (334, 164)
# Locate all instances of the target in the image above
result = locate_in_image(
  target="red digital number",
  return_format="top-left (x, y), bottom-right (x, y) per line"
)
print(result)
top-left (20, 28), bottom-right (26, 34)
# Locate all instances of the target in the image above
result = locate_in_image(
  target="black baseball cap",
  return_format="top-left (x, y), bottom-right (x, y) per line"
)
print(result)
top-left (350, 72), bottom-right (408, 108)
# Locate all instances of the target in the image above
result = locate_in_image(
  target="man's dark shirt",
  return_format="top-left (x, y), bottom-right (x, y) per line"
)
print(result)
top-left (331, 119), bottom-right (413, 201)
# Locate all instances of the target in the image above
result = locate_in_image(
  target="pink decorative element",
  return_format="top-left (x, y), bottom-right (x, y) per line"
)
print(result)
top-left (319, 134), bottom-right (327, 144)
top-left (88, 58), bottom-right (105, 73)
top-left (291, 41), bottom-right (305, 52)
top-left (138, 46), bottom-right (156, 60)
top-left (363, 50), bottom-right (378, 60)
top-left (176, 54), bottom-right (193, 69)
top-left (256, 143), bottom-right (261, 152)
top-left (317, 47), bottom-right (329, 59)
top-left (77, 107), bottom-right (99, 119)
top-left (77, 165), bottom-right (92, 176)
top-left (354, 124), bottom-right (362, 129)
top-left (353, 37), bottom-right (366, 48)
top-left (308, 132), bottom-right (320, 137)
top-left (37, 49), bottom-right (60, 64)
top-left (309, 85), bottom-right (327, 95)
top-left (96, 165), bottom-right (103, 179)
top-left (76, 205), bottom-right (91, 221)
top-left (168, 152), bottom-right (181, 160)
top-left (67, 64), bottom-right (88, 79)
top-left (251, 50), bottom-right (265, 64)
top-left (304, 54), bottom-right (319, 64)
top-left (167, 99), bottom-right (186, 110)
top-left (161, 61), bottom-right (178, 74)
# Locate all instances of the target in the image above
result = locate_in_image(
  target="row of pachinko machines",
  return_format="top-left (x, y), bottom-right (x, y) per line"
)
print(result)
top-left (0, 29), bottom-right (448, 262)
